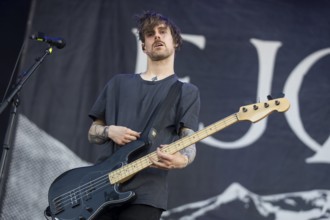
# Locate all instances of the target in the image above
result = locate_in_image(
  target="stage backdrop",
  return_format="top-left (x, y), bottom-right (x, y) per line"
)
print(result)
top-left (1, 0), bottom-right (330, 219)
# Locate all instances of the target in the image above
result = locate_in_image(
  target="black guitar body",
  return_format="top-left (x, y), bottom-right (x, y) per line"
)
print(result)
top-left (48, 139), bottom-right (148, 220)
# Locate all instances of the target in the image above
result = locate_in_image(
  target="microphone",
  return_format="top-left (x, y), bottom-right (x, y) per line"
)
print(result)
top-left (30, 32), bottom-right (66, 49)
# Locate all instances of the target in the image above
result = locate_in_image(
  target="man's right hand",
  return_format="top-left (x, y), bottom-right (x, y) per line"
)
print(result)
top-left (108, 125), bottom-right (140, 145)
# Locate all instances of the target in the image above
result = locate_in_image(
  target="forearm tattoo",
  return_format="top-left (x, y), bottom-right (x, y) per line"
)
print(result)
top-left (88, 123), bottom-right (110, 144)
top-left (179, 128), bottom-right (196, 165)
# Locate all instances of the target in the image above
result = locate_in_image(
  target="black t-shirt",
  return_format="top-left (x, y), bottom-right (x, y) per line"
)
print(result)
top-left (89, 73), bottom-right (200, 210)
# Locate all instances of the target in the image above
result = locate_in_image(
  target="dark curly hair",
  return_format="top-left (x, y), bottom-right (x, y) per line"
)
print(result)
top-left (135, 11), bottom-right (183, 50)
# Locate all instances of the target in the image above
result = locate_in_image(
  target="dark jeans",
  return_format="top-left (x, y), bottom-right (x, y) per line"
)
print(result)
top-left (96, 204), bottom-right (163, 220)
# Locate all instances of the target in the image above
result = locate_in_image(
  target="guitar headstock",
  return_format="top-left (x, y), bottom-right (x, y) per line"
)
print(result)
top-left (237, 97), bottom-right (290, 123)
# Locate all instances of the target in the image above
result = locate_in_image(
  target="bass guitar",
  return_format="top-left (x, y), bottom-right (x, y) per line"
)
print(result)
top-left (47, 97), bottom-right (290, 220)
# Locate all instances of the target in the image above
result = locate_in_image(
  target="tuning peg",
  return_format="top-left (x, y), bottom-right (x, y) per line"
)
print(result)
top-left (267, 93), bottom-right (285, 100)
top-left (267, 95), bottom-right (273, 100)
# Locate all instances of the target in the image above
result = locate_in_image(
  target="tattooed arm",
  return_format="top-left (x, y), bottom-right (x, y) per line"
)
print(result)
top-left (149, 127), bottom-right (196, 169)
top-left (88, 119), bottom-right (140, 145)
top-left (179, 127), bottom-right (196, 166)
top-left (88, 119), bottom-right (109, 144)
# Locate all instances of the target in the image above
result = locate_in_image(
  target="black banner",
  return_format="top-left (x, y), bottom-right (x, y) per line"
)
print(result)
top-left (1, 0), bottom-right (330, 219)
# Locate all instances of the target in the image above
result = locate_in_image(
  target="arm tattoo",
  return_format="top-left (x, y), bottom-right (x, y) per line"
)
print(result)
top-left (179, 128), bottom-right (196, 165)
top-left (88, 123), bottom-right (110, 144)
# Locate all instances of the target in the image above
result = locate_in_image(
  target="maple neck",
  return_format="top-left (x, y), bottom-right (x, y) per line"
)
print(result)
top-left (109, 113), bottom-right (239, 184)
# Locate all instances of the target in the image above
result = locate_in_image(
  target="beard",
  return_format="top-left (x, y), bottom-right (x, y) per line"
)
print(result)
top-left (148, 47), bottom-right (174, 61)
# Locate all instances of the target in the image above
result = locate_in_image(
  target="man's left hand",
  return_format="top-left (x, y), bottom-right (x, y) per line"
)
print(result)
top-left (149, 145), bottom-right (189, 169)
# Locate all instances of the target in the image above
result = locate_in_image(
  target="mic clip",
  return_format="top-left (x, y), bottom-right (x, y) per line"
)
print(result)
top-left (30, 32), bottom-right (66, 49)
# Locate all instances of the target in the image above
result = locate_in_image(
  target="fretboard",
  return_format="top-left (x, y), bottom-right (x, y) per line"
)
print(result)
top-left (109, 113), bottom-right (239, 184)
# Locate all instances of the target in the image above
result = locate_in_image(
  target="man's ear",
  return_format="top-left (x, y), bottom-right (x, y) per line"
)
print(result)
top-left (141, 43), bottom-right (145, 51)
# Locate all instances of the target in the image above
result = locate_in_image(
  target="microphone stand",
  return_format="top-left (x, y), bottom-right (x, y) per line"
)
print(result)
top-left (0, 46), bottom-right (53, 202)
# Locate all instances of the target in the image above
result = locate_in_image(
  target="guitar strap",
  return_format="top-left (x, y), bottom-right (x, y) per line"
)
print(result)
top-left (141, 80), bottom-right (183, 145)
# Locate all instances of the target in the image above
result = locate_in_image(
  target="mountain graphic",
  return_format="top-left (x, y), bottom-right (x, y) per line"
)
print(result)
top-left (162, 183), bottom-right (330, 220)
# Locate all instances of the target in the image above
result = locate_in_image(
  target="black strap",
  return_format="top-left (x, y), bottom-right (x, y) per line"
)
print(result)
top-left (141, 80), bottom-right (183, 142)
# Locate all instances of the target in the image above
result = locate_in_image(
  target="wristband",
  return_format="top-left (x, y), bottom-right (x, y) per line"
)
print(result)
top-left (102, 126), bottom-right (109, 139)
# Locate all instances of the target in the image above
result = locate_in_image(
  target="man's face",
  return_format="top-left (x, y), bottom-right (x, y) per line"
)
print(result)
top-left (143, 23), bottom-right (176, 61)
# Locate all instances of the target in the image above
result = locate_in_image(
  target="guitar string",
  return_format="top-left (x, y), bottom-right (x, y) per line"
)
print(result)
top-left (53, 153), bottom-right (156, 207)
top-left (52, 115), bottom-right (239, 210)
top-left (54, 156), bottom-right (157, 209)
top-left (56, 153), bottom-right (161, 210)
top-left (53, 174), bottom-right (109, 209)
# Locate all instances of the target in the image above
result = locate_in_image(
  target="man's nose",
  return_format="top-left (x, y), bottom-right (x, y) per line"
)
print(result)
top-left (154, 32), bottom-right (161, 39)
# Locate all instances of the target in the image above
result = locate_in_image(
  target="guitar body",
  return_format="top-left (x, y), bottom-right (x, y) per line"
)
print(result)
top-left (48, 139), bottom-right (147, 220)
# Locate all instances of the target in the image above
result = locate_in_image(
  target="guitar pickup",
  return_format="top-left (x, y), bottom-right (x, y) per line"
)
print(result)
top-left (69, 190), bottom-right (81, 207)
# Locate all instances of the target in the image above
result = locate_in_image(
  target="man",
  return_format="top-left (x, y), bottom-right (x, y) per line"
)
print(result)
top-left (88, 11), bottom-right (200, 220)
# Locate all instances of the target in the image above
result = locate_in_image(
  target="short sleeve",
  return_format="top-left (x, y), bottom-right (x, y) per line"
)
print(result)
top-left (88, 79), bottom-right (115, 121)
top-left (177, 83), bottom-right (200, 132)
